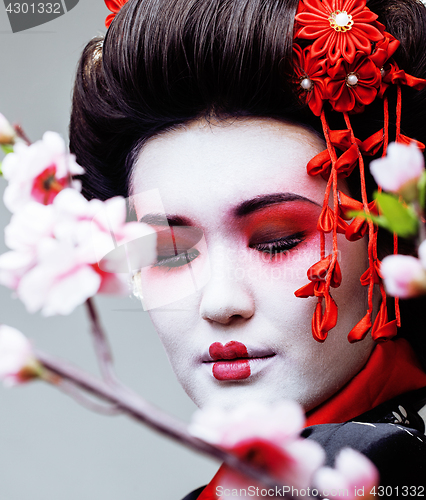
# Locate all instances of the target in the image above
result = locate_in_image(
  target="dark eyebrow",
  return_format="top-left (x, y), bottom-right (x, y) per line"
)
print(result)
top-left (139, 213), bottom-right (193, 226)
top-left (234, 193), bottom-right (320, 217)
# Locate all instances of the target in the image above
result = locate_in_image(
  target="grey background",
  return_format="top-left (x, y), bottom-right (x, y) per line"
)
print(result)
top-left (0, 2), bottom-right (217, 499)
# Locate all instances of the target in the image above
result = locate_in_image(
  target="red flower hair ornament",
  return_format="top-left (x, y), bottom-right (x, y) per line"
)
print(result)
top-left (104, 0), bottom-right (129, 28)
top-left (293, 0), bottom-right (426, 343)
top-left (295, 0), bottom-right (385, 64)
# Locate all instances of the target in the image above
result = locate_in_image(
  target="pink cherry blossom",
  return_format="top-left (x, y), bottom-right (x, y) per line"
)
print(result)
top-left (0, 189), bottom-right (157, 315)
top-left (0, 325), bottom-right (40, 387)
top-left (190, 400), bottom-right (325, 489)
top-left (0, 113), bottom-right (16, 144)
top-left (2, 131), bottom-right (84, 212)
top-left (380, 254), bottom-right (426, 298)
top-left (369, 142), bottom-right (424, 197)
top-left (314, 448), bottom-right (379, 500)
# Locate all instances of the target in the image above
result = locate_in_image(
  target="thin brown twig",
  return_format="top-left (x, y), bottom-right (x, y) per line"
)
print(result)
top-left (85, 298), bottom-right (120, 387)
top-left (56, 379), bottom-right (123, 416)
top-left (13, 124), bottom-right (31, 146)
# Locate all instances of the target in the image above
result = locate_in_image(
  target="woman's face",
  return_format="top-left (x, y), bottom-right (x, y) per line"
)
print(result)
top-left (131, 118), bottom-right (375, 412)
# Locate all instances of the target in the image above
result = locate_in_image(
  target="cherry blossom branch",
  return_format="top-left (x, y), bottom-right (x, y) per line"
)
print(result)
top-left (13, 124), bottom-right (31, 146)
top-left (85, 298), bottom-right (121, 387)
top-left (35, 348), bottom-right (303, 498)
top-left (55, 379), bottom-right (123, 416)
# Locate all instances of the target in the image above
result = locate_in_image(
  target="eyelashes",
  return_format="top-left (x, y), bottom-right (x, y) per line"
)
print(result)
top-left (153, 249), bottom-right (200, 269)
top-left (249, 231), bottom-right (306, 259)
top-left (153, 231), bottom-right (306, 269)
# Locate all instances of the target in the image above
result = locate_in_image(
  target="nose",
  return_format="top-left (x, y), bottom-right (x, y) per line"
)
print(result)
top-left (199, 245), bottom-right (255, 325)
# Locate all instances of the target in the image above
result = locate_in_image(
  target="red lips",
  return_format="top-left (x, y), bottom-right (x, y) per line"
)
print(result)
top-left (209, 341), bottom-right (251, 381)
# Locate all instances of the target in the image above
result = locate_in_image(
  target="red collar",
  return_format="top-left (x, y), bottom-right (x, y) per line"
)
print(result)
top-left (305, 338), bottom-right (426, 426)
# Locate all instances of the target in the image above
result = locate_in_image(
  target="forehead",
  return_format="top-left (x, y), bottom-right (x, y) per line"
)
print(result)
top-left (131, 118), bottom-right (327, 219)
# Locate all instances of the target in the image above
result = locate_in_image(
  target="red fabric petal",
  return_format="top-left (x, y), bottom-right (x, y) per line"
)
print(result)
top-left (371, 301), bottom-right (398, 342)
top-left (312, 292), bottom-right (338, 341)
top-left (370, 33), bottom-right (400, 68)
top-left (347, 312), bottom-right (372, 343)
top-left (391, 69), bottom-right (426, 90)
top-left (329, 129), bottom-right (354, 150)
top-left (397, 135), bottom-right (426, 152)
top-left (335, 143), bottom-right (359, 177)
top-left (372, 320), bottom-right (398, 343)
top-left (330, 260), bottom-right (342, 288)
top-left (307, 256), bottom-right (342, 288)
top-left (105, 13), bottom-right (115, 28)
top-left (104, 0), bottom-right (128, 28)
top-left (344, 200), bottom-right (376, 241)
top-left (312, 301), bottom-right (327, 342)
top-left (307, 149), bottom-right (332, 178)
top-left (338, 190), bottom-right (362, 217)
top-left (308, 256), bottom-right (332, 281)
top-left (360, 129), bottom-right (384, 156)
top-left (317, 205), bottom-right (335, 233)
top-left (337, 216), bottom-right (349, 234)
top-left (294, 281), bottom-right (317, 298)
top-left (105, 0), bottom-right (126, 11)
top-left (345, 216), bottom-right (368, 241)
top-left (360, 261), bottom-right (380, 286)
top-left (322, 292), bottom-right (338, 332)
top-left (307, 86), bottom-right (326, 116)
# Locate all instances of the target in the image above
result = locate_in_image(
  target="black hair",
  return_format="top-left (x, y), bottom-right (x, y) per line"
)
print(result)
top-left (69, 0), bottom-right (426, 366)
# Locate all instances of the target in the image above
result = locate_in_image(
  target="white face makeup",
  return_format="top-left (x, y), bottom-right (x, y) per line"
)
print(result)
top-left (131, 118), bottom-right (375, 412)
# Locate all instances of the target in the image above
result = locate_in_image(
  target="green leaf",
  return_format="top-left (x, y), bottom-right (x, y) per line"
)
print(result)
top-left (1, 144), bottom-right (13, 155)
top-left (0, 161), bottom-right (2, 177)
top-left (374, 191), bottom-right (419, 238)
top-left (347, 210), bottom-right (393, 232)
top-left (418, 170), bottom-right (426, 211)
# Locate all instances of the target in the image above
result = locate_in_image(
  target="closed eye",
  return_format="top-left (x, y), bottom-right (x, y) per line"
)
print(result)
top-left (153, 249), bottom-right (200, 269)
top-left (249, 231), bottom-right (306, 258)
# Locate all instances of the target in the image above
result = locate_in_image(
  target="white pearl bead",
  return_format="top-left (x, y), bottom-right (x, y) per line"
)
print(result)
top-left (300, 77), bottom-right (313, 90)
top-left (380, 67), bottom-right (386, 78)
top-left (346, 73), bottom-right (358, 86)
top-left (335, 11), bottom-right (350, 27)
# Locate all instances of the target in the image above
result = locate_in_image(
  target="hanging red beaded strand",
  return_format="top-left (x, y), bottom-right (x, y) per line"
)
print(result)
top-left (292, 0), bottom-right (426, 343)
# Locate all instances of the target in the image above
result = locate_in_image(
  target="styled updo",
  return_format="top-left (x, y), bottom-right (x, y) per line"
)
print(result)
top-left (69, 0), bottom-right (426, 364)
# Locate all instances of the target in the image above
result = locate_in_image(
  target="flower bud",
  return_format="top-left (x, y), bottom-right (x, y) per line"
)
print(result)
top-left (370, 142), bottom-right (425, 202)
top-left (380, 254), bottom-right (426, 298)
top-left (0, 113), bottom-right (16, 145)
top-left (0, 325), bottom-right (42, 386)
